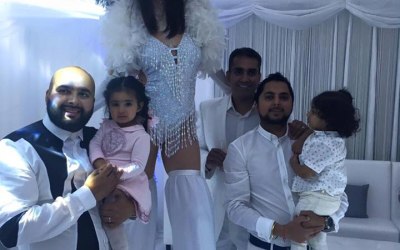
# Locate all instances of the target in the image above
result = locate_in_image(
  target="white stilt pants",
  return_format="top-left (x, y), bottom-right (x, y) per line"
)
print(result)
top-left (165, 170), bottom-right (216, 250)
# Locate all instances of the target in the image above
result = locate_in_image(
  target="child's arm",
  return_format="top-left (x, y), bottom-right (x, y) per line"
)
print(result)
top-left (292, 128), bottom-right (313, 155)
top-left (89, 122), bottom-right (107, 168)
top-left (290, 154), bottom-right (316, 179)
top-left (288, 120), bottom-right (313, 154)
top-left (119, 132), bottom-right (151, 180)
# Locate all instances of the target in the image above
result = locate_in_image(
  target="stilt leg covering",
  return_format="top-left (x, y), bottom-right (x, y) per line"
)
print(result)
top-left (165, 170), bottom-right (216, 250)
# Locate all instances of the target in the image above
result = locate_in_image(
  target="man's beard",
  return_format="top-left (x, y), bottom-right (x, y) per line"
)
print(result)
top-left (259, 112), bottom-right (290, 126)
top-left (46, 100), bottom-right (93, 132)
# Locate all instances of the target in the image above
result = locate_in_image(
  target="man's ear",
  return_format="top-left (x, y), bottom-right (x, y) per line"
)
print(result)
top-left (226, 70), bottom-right (232, 86)
top-left (45, 89), bottom-right (50, 104)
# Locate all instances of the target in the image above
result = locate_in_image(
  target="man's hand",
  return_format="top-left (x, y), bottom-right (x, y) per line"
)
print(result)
top-left (84, 164), bottom-right (122, 201)
top-left (275, 215), bottom-right (323, 243)
top-left (300, 210), bottom-right (326, 236)
top-left (205, 148), bottom-right (226, 172)
top-left (100, 189), bottom-right (136, 228)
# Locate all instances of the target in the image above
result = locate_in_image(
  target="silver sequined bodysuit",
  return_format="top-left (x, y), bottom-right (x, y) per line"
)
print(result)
top-left (139, 33), bottom-right (201, 157)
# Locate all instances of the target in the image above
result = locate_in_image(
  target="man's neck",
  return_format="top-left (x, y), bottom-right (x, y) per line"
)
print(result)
top-left (260, 121), bottom-right (287, 138)
top-left (231, 95), bottom-right (254, 115)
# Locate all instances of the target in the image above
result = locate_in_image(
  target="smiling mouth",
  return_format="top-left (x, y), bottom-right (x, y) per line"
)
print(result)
top-left (270, 108), bottom-right (283, 113)
top-left (239, 84), bottom-right (253, 88)
top-left (63, 106), bottom-right (81, 118)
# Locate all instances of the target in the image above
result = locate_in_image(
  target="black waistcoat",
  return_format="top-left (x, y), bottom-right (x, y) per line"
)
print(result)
top-left (0, 121), bottom-right (99, 249)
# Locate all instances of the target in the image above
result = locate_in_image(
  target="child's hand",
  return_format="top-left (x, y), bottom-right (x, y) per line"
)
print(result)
top-left (292, 140), bottom-right (303, 154)
top-left (288, 120), bottom-right (308, 139)
top-left (93, 158), bottom-right (108, 169)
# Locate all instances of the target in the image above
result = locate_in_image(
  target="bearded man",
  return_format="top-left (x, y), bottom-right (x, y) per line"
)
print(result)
top-left (0, 66), bottom-right (134, 250)
top-left (223, 72), bottom-right (349, 250)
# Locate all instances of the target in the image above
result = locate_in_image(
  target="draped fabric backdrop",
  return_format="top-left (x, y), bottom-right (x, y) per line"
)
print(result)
top-left (1, 0), bottom-right (400, 161)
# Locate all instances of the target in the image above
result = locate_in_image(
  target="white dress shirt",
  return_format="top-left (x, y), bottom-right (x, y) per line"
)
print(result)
top-left (225, 97), bottom-right (259, 147)
top-left (224, 125), bottom-right (348, 247)
top-left (0, 115), bottom-right (109, 250)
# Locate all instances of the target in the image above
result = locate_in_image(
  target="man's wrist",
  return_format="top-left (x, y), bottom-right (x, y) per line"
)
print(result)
top-left (322, 216), bottom-right (335, 232)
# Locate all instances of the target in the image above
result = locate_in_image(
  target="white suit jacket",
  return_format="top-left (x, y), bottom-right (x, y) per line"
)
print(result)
top-left (197, 95), bottom-right (231, 239)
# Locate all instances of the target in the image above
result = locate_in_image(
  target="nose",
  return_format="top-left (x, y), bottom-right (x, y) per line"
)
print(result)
top-left (272, 96), bottom-right (280, 105)
top-left (240, 72), bottom-right (250, 82)
top-left (118, 105), bottom-right (126, 113)
top-left (67, 92), bottom-right (78, 105)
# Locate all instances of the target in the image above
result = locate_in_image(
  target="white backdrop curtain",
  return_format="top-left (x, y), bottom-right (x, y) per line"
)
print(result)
top-left (219, 12), bottom-right (400, 161)
top-left (0, 0), bottom-right (400, 161)
top-left (213, 0), bottom-right (400, 29)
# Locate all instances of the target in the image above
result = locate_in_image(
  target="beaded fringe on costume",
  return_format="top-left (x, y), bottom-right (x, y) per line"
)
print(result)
top-left (148, 110), bottom-right (197, 157)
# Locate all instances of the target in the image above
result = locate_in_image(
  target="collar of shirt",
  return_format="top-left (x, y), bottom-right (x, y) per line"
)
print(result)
top-left (227, 95), bottom-right (256, 118)
top-left (257, 124), bottom-right (290, 147)
top-left (43, 114), bottom-right (83, 142)
top-left (102, 118), bottom-right (144, 133)
top-left (313, 130), bottom-right (340, 138)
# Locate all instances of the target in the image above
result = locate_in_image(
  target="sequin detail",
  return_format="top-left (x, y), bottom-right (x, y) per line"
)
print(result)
top-left (101, 128), bottom-right (126, 157)
top-left (139, 34), bottom-right (201, 157)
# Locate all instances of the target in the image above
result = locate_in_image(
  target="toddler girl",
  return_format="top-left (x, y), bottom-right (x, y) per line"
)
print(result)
top-left (290, 89), bottom-right (360, 250)
top-left (89, 76), bottom-right (151, 250)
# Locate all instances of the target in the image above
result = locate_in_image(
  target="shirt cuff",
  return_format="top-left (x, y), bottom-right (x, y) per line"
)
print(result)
top-left (74, 185), bottom-right (97, 211)
top-left (256, 217), bottom-right (274, 242)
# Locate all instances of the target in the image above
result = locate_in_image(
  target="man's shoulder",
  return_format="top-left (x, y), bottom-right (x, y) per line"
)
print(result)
top-left (4, 121), bottom-right (44, 142)
top-left (230, 126), bottom-right (258, 147)
top-left (200, 95), bottom-right (229, 110)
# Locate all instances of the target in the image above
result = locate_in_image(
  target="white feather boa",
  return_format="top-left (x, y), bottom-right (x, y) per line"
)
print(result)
top-left (101, 0), bottom-right (225, 77)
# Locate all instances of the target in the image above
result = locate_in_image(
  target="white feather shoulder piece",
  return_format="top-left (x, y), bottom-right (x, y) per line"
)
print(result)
top-left (101, 0), bottom-right (225, 76)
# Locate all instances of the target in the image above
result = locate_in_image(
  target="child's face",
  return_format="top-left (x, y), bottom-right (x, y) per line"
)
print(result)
top-left (307, 108), bottom-right (327, 131)
top-left (109, 90), bottom-right (142, 127)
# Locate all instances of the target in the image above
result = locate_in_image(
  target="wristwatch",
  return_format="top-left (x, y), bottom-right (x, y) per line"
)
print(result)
top-left (322, 216), bottom-right (335, 232)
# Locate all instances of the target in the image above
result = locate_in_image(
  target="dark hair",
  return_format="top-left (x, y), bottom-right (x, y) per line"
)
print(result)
top-left (311, 89), bottom-right (360, 138)
top-left (254, 72), bottom-right (294, 104)
top-left (228, 47), bottom-right (262, 71)
top-left (103, 76), bottom-right (150, 130)
top-left (137, 0), bottom-right (185, 39)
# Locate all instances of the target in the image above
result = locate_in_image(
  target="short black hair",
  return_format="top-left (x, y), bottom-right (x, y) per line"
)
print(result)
top-left (228, 47), bottom-right (262, 71)
top-left (254, 72), bottom-right (294, 104)
top-left (312, 89), bottom-right (360, 138)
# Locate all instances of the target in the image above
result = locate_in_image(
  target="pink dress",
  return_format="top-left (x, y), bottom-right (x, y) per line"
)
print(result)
top-left (89, 119), bottom-right (151, 222)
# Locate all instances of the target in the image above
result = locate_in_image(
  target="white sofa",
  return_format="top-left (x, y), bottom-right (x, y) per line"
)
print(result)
top-left (333, 160), bottom-right (400, 242)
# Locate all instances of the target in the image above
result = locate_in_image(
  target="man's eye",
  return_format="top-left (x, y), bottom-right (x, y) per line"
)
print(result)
top-left (247, 70), bottom-right (258, 76)
top-left (57, 89), bottom-right (69, 94)
top-left (280, 95), bottom-right (290, 101)
top-left (79, 92), bottom-right (90, 98)
top-left (265, 95), bottom-right (273, 100)
top-left (233, 69), bottom-right (244, 76)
